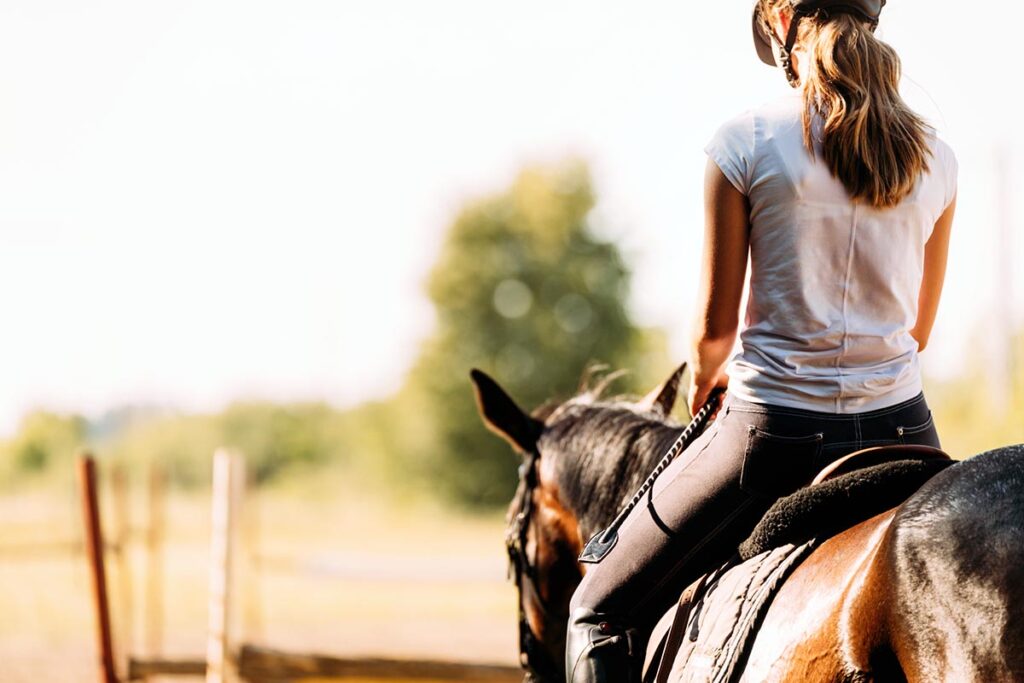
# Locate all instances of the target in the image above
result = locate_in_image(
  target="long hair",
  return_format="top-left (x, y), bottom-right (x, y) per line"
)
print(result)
top-left (758, 1), bottom-right (933, 208)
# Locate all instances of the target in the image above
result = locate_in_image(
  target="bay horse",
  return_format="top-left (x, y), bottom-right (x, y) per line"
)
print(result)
top-left (470, 364), bottom-right (1024, 682)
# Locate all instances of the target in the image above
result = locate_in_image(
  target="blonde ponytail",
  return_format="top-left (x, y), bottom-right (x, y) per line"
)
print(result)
top-left (759, 2), bottom-right (933, 208)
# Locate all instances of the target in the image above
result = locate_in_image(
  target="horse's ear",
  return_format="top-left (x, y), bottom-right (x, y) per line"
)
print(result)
top-left (470, 368), bottom-right (543, 455)
top-left (636, 362), bottom-right (687, 417)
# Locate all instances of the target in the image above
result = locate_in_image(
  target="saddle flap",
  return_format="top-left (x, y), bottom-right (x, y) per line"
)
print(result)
top-left (651, 542), bottom-right (818, 683)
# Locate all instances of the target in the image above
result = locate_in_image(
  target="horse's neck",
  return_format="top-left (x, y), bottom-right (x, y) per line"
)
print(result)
top-left (569, 420), bottom-right (684, 542)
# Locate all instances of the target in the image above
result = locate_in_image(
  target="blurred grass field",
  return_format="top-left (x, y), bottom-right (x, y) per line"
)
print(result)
top-left (2, 359), bottom-right (1020, 682)
top-left (0, 467), bottom-right (519, 683)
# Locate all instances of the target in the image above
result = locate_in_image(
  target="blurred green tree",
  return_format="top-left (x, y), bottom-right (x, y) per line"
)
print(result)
top-left (218, 402), bottom-right (341, 483)
top-left (402, 159), bottom-right (670, 508)
top-left (0, 411), bottom-right (86, 476)
top-left (102, 402), bottom-right (351, 488)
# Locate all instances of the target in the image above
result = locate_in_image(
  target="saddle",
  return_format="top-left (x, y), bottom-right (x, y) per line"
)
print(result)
top-left (811, 444), bottom-right (950, 485)
top-left (646, 444), bottom-right (953, 683)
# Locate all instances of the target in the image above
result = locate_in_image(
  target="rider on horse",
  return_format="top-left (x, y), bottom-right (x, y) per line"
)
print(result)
top-left (565, 1), bottom-right (959, 680)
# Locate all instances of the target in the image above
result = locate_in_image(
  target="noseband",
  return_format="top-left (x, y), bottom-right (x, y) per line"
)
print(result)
top-left (506, 446), bottom-right (565, 681)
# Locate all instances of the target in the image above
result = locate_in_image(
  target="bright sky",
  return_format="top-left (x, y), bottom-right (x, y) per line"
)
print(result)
top-left (0, 1), bottom-right (1021, 436)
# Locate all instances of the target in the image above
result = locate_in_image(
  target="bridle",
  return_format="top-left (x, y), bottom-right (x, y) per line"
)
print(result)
top-left (505, 445), bottom-right (565, 681)
top-left (504, 392), bottom-right (724, 681)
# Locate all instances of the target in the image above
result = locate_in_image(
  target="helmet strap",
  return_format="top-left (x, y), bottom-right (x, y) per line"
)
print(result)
top-left (772, 6), bottom-right (882, 88)
top-left (776, 9), bottom-right (805, 88)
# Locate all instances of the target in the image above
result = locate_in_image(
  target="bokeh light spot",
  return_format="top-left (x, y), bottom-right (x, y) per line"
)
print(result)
top-left (493, 279), bottom-right (533, 319)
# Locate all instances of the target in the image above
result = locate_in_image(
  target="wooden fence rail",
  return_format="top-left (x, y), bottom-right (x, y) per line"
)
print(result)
top-left (126, 648), bottom-right (522, 682)
top-left (238, 645), bottom-right (522, 681)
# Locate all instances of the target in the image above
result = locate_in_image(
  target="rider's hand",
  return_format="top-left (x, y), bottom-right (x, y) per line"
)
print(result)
top-left (688, 370), bottom-right (729, 420)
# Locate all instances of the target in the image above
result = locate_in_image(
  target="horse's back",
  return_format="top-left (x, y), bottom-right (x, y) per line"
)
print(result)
top-left (885, 444), bottom-right (1024, 682)
top-left (743, 444), bottom-right (1024, 682)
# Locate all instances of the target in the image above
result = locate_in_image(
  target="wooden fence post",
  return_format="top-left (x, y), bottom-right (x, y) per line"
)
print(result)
top-left (111, 463), bottom-right (133, 665)
top-left (243, 472), bottom-right (263, 640)
top-left (77, 453), bottom-right (119, 683)
top-left (145, 463), bottom-right (166, 658)
top-left (206, 449), bottom-right (244, 683)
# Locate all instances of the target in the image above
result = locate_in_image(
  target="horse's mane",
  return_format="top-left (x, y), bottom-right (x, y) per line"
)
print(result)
top-left (534, 368), bottom-right (684, 541)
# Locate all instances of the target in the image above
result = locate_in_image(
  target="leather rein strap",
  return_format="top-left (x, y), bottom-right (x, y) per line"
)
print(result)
top-left (506, 447), bottom-right (563, 681)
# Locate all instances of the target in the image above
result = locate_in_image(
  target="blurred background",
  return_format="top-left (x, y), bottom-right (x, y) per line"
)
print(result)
top-left (1, 1), bottom-right (1021, 681)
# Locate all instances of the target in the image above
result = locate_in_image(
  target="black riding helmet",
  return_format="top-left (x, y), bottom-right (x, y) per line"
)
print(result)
top-left (752, 0), bottom-right (886, 84)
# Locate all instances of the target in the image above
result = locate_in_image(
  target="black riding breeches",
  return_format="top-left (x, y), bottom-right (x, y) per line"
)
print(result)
top-left (565, 391), bottom-right (940, 682)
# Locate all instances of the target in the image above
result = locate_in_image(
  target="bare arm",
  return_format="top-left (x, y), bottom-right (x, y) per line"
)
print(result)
top-left (910, 194), bottom-right (956, 352)
top-left (688, 157), bottom-right (751, 414)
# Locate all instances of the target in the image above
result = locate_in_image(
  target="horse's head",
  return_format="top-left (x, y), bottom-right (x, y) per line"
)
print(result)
top-left (470, 363), bottom-right (688, 682)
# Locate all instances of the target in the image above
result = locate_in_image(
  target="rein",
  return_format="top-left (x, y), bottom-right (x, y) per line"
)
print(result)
top-left (506, 446), bottom-right (564, 681)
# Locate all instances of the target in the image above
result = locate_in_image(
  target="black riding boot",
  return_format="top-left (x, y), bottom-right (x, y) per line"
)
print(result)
top-left (565, 607), bottom-right (642, 683)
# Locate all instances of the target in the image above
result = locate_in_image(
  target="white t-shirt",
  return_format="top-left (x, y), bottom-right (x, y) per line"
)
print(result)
top-left (704, 90), bottom-right (958, 413)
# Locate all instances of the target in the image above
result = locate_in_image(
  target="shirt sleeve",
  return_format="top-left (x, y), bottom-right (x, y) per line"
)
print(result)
top-left (704, 111), bottom-right (756, 196)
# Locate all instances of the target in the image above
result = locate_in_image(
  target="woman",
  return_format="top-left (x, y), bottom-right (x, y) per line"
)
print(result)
top-left (565, 0), bottom-right (958, 680)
